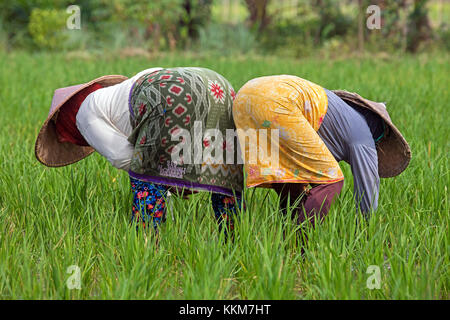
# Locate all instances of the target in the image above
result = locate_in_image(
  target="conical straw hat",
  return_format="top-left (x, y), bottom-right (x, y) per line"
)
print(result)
top-left (332, 90), bottom-right (411, 178)
top-left (35, 75), bottom-right (128, 167)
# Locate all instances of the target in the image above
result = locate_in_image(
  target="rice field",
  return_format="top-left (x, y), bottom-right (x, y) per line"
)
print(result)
top-left (0, 51), bottom-right (448, 299)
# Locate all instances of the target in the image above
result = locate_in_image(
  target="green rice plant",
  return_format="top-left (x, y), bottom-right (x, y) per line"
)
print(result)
top-left (0, 50), bottom-right (448, 299)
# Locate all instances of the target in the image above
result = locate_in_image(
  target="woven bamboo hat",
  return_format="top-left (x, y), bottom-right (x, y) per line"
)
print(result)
top-left (35, 75), bottom-right (129, 167)
top-left (332, 90), bottom-right (411, 178)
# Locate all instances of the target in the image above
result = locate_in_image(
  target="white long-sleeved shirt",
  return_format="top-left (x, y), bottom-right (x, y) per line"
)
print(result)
top-left (76, 68), bottom-right (162, 170)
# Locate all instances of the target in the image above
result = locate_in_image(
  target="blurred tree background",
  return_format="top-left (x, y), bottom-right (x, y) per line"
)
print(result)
top-left (0, 0), bottom-right (448, 56)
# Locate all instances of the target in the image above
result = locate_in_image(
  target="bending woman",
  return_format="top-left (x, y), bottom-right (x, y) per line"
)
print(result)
top-left (35, 67), bottom-right (243, 235)
top-left (233, 75), bottom-right (410, 225)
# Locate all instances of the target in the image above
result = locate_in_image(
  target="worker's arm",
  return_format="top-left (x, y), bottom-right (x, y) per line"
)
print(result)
top-left (348, 142), bottom-right (380, 216)
top-left (76, 95), bottom-right (134, 171)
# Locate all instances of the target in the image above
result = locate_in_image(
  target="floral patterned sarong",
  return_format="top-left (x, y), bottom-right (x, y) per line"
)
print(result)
top-left (130, 176), bottom-right (242, 234)
top-left (128, 67), bottom-right (243, 196)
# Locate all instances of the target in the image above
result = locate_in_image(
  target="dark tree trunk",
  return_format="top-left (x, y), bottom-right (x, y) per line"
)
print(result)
top-left (183, 0), bottom-right (195, 38)
top-left (244, 0), bottom-right (271, 34)
top-left (358, 0), bottom-right (365, 53)
top-left (406, 0), bottom-right (432, 52)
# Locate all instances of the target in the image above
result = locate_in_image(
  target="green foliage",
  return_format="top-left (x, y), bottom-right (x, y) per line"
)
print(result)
top-left (0, 51), bottom-right (448, 299)
top-left (437, 24), bottom-right (450, 51)
top-left (0, 0), bottom-right (446, 54)
top-left (243, 0), bottom-right (271, 34)
top-left (28, 8), bottom-right (68, 50)
top-left (180, 0), bottom-right (213, 42)
top-left (257, 0), bottom-right (354, 57)
top-left (0, 0), bottom-right (213, 51)
top-left (255, 0), bottom-right (443, 56)
top-left (365, 0), bottom-right (434, 53)
top-left (198, 23), bottom-right (257, 55)
top-left (0, 0), bottom-right (70, 48)
top-left (0, 17), bottom-right (8, 51)
top-left (406, 0), bottom-right (432, 52)
top-left (259, 5), bottom-right (319, 57)
top-left (310, 0), bottom-right (353, 41)
top-left (106, 0), bottom-right (212, 51)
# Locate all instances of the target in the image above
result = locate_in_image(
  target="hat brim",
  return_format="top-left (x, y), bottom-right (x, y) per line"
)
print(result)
top-left (35, 75), bottom-right (129, 167)
top-left (332, 90), bottom-right (411, 178)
